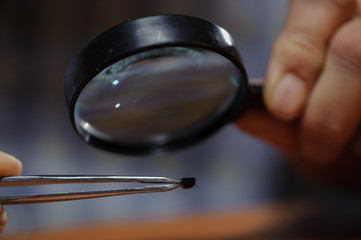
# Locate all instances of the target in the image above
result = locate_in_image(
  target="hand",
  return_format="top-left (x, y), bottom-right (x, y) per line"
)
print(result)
top-left (0, 151), bottom-right (22, 233)
top-left (236, 0), bottom-right (361, 188)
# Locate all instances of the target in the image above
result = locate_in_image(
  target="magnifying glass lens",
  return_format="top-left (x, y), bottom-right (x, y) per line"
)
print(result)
top-left (74, 47), bottom-right (242, 145)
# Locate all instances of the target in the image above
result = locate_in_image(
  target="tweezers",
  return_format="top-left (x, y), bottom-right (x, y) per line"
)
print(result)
top-left (0, 175), bottom-right (195, 205)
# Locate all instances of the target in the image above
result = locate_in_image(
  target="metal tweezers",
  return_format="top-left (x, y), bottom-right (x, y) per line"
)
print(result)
top-left (0, 175), bottom-right (195, 205)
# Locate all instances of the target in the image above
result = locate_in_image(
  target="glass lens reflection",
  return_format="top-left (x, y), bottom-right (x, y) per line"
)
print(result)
top-left (74, 47), bottom-right (242, 144)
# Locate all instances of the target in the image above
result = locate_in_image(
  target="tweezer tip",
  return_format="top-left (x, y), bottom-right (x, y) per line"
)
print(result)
top-left (179, 178), bottom-right (196, 189)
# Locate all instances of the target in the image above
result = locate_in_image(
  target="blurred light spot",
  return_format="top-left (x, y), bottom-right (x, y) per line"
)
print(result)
top-left (112, 80), bottom-right (120, 86)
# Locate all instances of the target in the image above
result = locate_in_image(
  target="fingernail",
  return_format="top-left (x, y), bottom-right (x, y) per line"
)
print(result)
top-left (271, 74), bottom-right (307, 120)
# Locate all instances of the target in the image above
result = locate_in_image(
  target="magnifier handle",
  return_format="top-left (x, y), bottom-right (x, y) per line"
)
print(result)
top-left (248, 78), bottom-right (265, 108)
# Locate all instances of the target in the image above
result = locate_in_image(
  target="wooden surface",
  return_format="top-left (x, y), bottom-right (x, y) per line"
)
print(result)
top-left (2, 202), bottom-right (311, 240)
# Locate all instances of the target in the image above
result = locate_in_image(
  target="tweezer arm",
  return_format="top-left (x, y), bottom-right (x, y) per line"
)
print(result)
top-left (0, 175), bottom-right (179, 186)
top-left (0, 175), bottom-right (183, 205)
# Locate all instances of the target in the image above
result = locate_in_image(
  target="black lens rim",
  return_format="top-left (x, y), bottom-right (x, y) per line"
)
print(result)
top-left (65, 14), bottom-right (249, 155)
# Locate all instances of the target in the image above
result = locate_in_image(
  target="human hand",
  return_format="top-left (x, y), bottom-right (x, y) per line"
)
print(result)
top-left (0, 151), bottom-right (22, 233)
top-left (236, 0), bottom-right (361, 188)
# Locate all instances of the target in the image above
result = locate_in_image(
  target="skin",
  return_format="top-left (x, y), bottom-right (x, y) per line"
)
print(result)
top-left (236, 0), bottom-right (361, 188)
top-left (0, 151), bottom-right (22, 233)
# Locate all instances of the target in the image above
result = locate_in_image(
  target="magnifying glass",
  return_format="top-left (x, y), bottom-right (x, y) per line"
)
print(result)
top-left (65, 14), bottom-right (263, 155)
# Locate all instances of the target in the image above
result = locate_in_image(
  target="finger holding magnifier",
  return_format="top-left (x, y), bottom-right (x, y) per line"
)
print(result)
top-left (263, 0), bottom-right (361, 164)
top-left (236, 0), bottom-right (361, 188)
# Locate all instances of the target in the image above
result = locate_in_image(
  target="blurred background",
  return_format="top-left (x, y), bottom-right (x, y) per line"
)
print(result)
top-left (1, 0), bottom-right (361, 238)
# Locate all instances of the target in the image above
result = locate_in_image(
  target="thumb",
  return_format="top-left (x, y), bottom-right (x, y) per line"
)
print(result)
top-left (264, 0), bottom-right (355, 120)
top-left (0, 151), bottom-right (22, 176)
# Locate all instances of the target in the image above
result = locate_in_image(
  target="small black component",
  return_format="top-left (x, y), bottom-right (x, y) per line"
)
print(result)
top-left (180, 178), bottom-right (196, 189)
